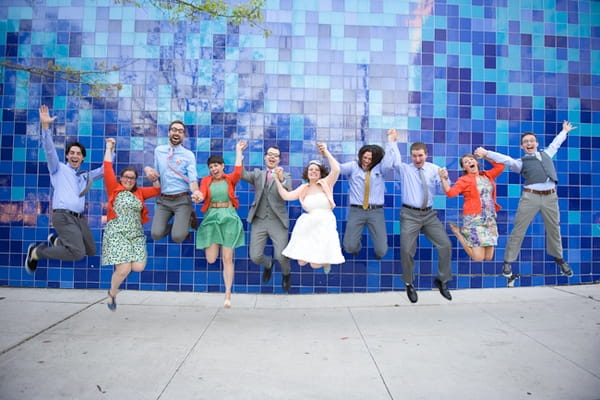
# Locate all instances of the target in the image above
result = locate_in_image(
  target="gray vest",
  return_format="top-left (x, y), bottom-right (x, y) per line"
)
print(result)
top-left (255, 187), bottom-right (273, 219)
top-left (520, 152), bottom-right (558, 185)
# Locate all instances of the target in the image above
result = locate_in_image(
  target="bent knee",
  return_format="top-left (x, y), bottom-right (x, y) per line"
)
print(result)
top-left (171, 232), bottom-right (188, 243)
top-left (68, 248), bottom-right (86, 261)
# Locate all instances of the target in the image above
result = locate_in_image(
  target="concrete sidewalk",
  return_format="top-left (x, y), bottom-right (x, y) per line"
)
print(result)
top-left (0, 285), bottom-right (599, 400)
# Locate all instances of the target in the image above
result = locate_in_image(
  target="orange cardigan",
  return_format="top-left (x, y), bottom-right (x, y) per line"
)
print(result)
top-left (103, 161), bottom-right (161, 225)
top-left (445, 161), bottom-right (505, 215)
top-left (199, 165), bottom-right (242, 212)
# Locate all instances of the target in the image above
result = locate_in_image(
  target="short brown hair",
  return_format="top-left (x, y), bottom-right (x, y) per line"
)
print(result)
top-left (410, 142), bottom-right (428, 154)
top-left (520, 132), bottom-right (537, 144)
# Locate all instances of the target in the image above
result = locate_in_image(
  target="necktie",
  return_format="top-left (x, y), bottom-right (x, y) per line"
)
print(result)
top-left (266, 169), bottom-right (272, 183)
top-left (77, 170), bottom-right (92, 197)
top-left (419, 168), bottom-right (428, 208)
top-left (167, 147), bottom-right (190, 183)
top-left (362, 170), bottom-right (371, 210)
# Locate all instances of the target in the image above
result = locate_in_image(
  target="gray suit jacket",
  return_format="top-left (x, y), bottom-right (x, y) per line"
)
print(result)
top-left (242, 167), bottom-right (292, 228)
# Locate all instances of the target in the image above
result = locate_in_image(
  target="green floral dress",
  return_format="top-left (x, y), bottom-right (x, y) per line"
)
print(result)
top-left (102, 190), bottom-right (147, 265)
top-left (196, 181), bottom-right (245, 249)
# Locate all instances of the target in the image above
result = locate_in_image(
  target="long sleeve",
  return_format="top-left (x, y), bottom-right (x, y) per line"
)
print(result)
top-left (544, 129), bottom-right (568, 158)
top-left (41, 128), bottom-right (60, 175)
top-left (384, 141), bottom-right (402, 170)
top-left (103, 161), bottom-right (118, 194)
top-left (485, 150), bottom-right (522, 173)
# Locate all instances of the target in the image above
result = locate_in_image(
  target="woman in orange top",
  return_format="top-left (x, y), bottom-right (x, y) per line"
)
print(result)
top-left (102, 139), bottom-right (161, 311)
top-left (439, 154), bottom-right (504, 262)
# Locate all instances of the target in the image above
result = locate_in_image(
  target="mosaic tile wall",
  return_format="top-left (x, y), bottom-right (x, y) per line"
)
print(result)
top-left (0, 0), bottom-right (599, 294)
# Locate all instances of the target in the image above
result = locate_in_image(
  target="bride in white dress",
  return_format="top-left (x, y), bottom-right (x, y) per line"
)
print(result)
top-left (273, 142), bottom-right (345, 273)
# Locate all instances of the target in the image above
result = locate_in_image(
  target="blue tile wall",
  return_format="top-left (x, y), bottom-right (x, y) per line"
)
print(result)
top-left (0, 0), bottom-right (599, 294)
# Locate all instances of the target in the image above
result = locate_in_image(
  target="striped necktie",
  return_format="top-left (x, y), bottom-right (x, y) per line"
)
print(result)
top-left (167, 147), bottom-right (190, 183)
top-left (419, 168), bottom-right (428, 208)
top-left (77, 170), bottom-right (92, 197)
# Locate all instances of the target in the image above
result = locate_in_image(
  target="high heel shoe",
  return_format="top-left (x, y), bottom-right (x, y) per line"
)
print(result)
top-left (107, 289), bottom-right (117, 311)
top-left (223, 299), bottom-right (232, 308)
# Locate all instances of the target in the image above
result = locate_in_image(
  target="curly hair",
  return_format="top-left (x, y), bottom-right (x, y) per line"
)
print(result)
top-left (358, 144), bottom-right (385, 170)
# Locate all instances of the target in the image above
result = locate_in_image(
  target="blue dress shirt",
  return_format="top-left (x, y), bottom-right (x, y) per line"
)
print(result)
top-left (385, 142), bottom-right (448, 208)
top-left (340, 157), bottom-right (393, 206)
top-left (153, 144), bottom-right (198, 194)
top-left (42, 128), bottom-right (103, 213)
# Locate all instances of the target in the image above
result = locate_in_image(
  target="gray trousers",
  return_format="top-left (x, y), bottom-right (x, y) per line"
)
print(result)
top-left (400, 207), bottom-right (452, 285)
top-left (504, 191), bottom-right (563, 262)
top-left (36, 210), bottom-right (96, 261)
top-left (151, 195), bottom-right (192, 243)
top-left (249, 216), bottom-right (291, 275)
top-left (343, 207), bottom-right (388, 259)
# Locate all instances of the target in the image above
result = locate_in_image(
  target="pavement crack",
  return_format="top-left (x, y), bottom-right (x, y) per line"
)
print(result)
top-left (348, 307), bottom-right (394, 400)
top-left (0, 296), bottom-right (105, 356)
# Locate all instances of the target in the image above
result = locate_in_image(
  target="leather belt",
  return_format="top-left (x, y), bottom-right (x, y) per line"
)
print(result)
top-left (161, 192), bottom-right (188, 199)
top-left (54, 209), bottom-right (84, 218)
top-left (351, 204), bottom-right (383, 210)
top-left (402, 204), bottom-right (432, 212)
top-left (209, 201), bottom-right (232, 208)
top-left (523, 188), bottom-right (555, 195)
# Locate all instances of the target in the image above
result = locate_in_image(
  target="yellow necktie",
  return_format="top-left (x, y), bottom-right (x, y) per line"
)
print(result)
top-left (362, 170), bottom-right (371, 210)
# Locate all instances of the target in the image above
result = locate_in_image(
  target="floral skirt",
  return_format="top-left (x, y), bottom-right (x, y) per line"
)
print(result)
top-left (461, 210), bottom-right (498, 247)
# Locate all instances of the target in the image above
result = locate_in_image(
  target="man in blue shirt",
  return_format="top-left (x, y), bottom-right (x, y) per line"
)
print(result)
top-left (25, 105), bottom-right (104, 274)
top-left (144, 121), bottom-right (202, 243)
top-left (386, 128), bottom-right (453, 303)
top-left (340, 144), bottom-right (393, 260)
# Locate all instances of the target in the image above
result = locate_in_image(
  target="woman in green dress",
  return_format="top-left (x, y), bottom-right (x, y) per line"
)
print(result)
top-left (196, 141), bottom-right (247, 308)
top-left (102, 138), bottom-right (161, 311)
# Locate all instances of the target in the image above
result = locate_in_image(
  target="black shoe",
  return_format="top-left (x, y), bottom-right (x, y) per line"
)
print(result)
top-left (406, 284), bottom-right (418, 303)
top-left (25, 244), bottom-right (38, 275)
top-left (434, 279), bottom-right (452, 301)
top-left (47, 233), bottom-right (59, 247)
top-left (282, 274), bottom-right (291, 292)
top-left (262, 260), bottom-right (273, 283)
top-left (502, 262), bottom-right (512, 278)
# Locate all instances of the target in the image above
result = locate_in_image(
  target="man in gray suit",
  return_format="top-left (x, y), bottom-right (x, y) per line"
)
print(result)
top-left (242, 146), bottom-right (293, 292)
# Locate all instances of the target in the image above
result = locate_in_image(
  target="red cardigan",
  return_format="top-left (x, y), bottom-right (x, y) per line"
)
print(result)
top-left (445, 161), bottom-right (505, 215)
top-left (199, 165), bottom-right (242, 212)
top-left (103, 161), bottom-right (161, 225)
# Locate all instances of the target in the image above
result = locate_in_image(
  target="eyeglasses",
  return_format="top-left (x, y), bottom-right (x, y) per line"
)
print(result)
top-left (266, 152), bottom-right (280, 158)
top-left (170, 127), bottom-right (185, 133)
top-left (121, 175), bottom-right (137, 181)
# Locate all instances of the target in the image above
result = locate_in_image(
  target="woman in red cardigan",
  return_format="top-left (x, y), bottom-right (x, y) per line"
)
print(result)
top-left (103, 139), bottom-right (161, 311)
top-left (195, 140), bottom-right (247, 308)
top-left (439, 154), bottom-right (505, 262)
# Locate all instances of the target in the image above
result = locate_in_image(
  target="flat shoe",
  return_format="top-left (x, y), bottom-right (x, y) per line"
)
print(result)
top-left (107, 289), bottom-right (117, 311)
top-left (224, 299), bottom-right (231, 308)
